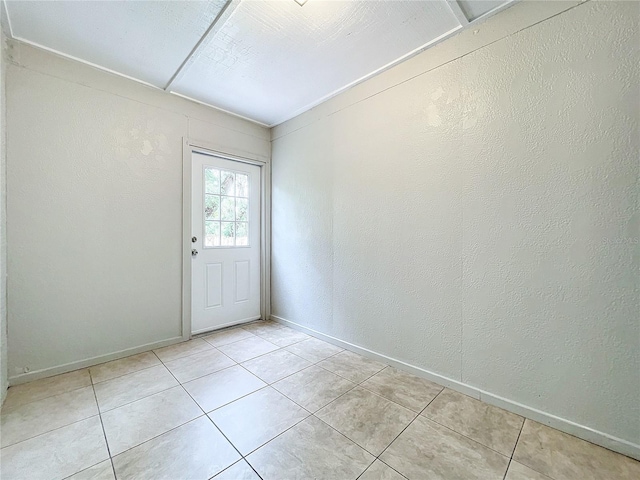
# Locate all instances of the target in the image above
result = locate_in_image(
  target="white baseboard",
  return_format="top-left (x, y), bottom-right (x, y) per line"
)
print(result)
top-left (8, 336), bottom-right (185, 386)
top-left (271, 315), bottom-right (640, 461)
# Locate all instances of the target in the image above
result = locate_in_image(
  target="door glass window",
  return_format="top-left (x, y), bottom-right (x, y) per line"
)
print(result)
top-left (204, 167), bottom-right (250, 247)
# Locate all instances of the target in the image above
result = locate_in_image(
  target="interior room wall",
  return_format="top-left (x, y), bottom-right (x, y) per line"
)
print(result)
top-left (270, 0), bottom-right (639, 457)
top-left (5, 39), bottom-right (270, 385)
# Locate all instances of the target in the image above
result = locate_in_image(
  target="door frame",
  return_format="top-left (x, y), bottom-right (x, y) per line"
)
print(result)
top-left (181, 138), bottom-right (271, 340)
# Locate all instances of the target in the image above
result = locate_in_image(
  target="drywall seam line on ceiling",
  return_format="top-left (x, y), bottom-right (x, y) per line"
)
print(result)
top-left (271, 0), bottom-right (582, 139)
top-left (446, 0), bottom-right (470, 25)
top-left (163, 0), bottom-right (238, 91)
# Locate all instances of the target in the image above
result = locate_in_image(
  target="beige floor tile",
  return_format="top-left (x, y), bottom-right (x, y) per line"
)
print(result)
top-left (183, 365), bottom-right (266, 412)
top-left (3, 369), bottom-right (91, 408)
top-left (93, 364), bottom-right (178, 412)
top-left (360, 460), bottom-right (406, 480)
top-left (65, 460), bottom-right (115, 480)
top-left (361, 367), bottom-right (443, 412)
top-left (217, 336), bottom-right (280, 363)
top-left (153, 338), bottom-right (214, 363)
top-left (505, 461), bottom-right (553, 480)
top-left (164, 348), bottom-right (235, 383)
top-left (101, 386), bottom-right (202, 455)
top-left (204, 327), bottom-right (256, 347)
top-left (380, 416), bottom-right (509, 480)
top-left (316, 386), bottom-right (416, 455)
top-left (213, 460), bottom-right (261, 480)
top-left (112, 417), bottom-right (240, 480)
top-left (210, 387), bottom-right (309, 455)
top-left (0, 416), bottom-right (109, 480)
top-left (422, 388), bottom-right (523, 456)
top-left (1, 385), bottom-right (98, 448)
top-left (272, 365), bottom-right (355, 412)
top-left (285, 337), bottom-right (344, 363)
top-left (317, 351), bottom-right (386, 383)
top-left (89, 352), bottom-right (160, 384)
top-left (242, 349), bottom-right (311, 384)
top-left (247, 415), bottom-right (374, 480)
top-left (241, 320), bottom-right (285, 336)
top-left (253, 327), bottom-right (310, 347)
top-left (512, 420), bottom-right (640, 480)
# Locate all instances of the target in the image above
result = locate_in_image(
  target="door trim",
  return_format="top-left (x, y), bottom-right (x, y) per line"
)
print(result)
top-left (182, 138), bottom-right (271, 340)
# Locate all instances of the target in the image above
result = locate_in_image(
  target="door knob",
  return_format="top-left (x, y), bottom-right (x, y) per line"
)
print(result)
top-left (192, 236), bottom-right (197, 243)
top-left (192, 249), bottom-right (198, 257)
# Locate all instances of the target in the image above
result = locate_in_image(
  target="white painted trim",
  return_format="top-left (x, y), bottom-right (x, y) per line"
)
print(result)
top-left (271, 315), bottom-right (640, 461)
top-left (183, 140), bottom-right (271, 337)
top-left (470, 0), bottom-right (518, 24)
top-left (267, 25), bottom-right (462, 127)
top-left (2, 31), bottom-right (268, 128)
top-left (262, 160), bottom-right (272, 321)
top-left (181, 139), bottom-right (192, 341)
top-left (190, 142), bottom-right (269, 165)
top-left (170, 92), bottom-right (270, 128)
top-left (9, 36), bottom-right (162, 90)
top-left (2, 0), bottom-right (14, 38)
top-left (8, 336), bottom-right (184, 386)
top-left (2, 0), bottom-right (517, 130)
top-left (164, 0), bottom-right (240, 91)
top-left (192, 315), bottom-right (261, 335)
top-left (446, 1), bottom-right (470, 26)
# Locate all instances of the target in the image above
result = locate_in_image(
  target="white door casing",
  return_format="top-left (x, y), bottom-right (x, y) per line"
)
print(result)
top-left (191, 152), bottom-right (261, 334)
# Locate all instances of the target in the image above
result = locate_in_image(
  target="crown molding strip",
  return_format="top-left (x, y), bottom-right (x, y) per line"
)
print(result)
top-left (164, 0), bottom-right (240, 91)
top-left (446, 1), bottom-right (470, 26)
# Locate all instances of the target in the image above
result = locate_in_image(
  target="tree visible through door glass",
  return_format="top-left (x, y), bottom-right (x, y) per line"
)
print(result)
top-left (203, 166), bottom-right (250, 248)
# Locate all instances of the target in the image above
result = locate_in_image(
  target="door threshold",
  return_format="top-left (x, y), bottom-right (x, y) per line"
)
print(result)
top-left (191, 315), bottom-right (262, 336)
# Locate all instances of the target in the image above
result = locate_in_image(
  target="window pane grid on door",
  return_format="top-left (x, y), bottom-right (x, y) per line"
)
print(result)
top-left (203, 167), bottom-right (250, 248)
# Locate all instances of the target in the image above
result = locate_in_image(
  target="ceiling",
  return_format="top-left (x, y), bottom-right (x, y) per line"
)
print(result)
top-left (4, 0), bottom-right (512, 126)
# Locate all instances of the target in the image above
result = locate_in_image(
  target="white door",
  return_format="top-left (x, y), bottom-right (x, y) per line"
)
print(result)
top-left (191, 152), bottom-right (261, 334)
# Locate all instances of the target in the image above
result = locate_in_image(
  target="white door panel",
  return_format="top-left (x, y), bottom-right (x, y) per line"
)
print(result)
top-left (191, 152), bottom-right (261, 334)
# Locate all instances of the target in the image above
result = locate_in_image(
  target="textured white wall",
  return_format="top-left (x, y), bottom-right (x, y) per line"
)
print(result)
top-left (6, 40), bottom-right (269, 383)
top-left (271, 0), bottom-right (639, 450)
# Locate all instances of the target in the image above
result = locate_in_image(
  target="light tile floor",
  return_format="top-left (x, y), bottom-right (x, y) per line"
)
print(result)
top-left (1, 320), bottom-right (639, 480)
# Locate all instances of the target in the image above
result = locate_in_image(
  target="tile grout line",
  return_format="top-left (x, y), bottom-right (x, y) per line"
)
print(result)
top-left (91, 381), bottom-right (118, 480)
top-left (95, 349), bottom-right (255, 476)
top-left (90, 358), bottom-right (166, 384)
top-left (4, 323), bottom-right (587, 479)
top-left (96, 381), bottom-right (179, 415)
top-left (97, 350), bottom-right (213, 464)
top-left (201, 338), bottom-right (368, 471)
top-left (4, 324), bottom-right (359, 477)
top-left (274, 350), bottom-right (528, 474)
top-left (418, 409), bottom-right (515, 459)
top-left (3, 378), bottom-right (94, 411)
top-left (100, 354), bottom-right (213, 467)
top-left (106, 412), bottom-right (210, 466)
top-left (502, 419), bottom-right (527, 480)
top-left (156, 340), bottom-right (223, 364)
top-left (206, 459), bottom-right (264, 480)
top-left (309, 354), bottom-right (524, 469)
top-left (0, 413), bottom-right (102, 453)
